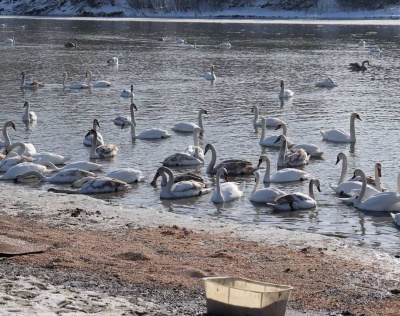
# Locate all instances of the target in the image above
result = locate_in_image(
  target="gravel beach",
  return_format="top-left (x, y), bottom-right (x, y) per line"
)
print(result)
top-left (0, 184), bottom-right (399, 315)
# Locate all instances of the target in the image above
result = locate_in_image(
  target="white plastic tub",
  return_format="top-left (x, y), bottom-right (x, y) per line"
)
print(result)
top-left (203, 276), bottom-right (293, 316)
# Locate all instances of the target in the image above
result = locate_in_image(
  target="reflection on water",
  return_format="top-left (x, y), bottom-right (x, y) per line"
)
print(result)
top-left (0, 17), bottom-right (399, 255)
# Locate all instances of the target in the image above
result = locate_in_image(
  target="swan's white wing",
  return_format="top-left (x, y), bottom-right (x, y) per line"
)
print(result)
top-left (320, 129), bottom-right (350, 142)
top-left (284, 149), bottom-right (309, 167)
top-left (250, 188), bottom-right (285, 203)
top-left (106, 168), bottom-right (145, 183)
top-left (138, 129), bottom-right (171, 139)
top-left (172, 122), bottom-right (199, 132)
top-left (358, 192), bottom-right (400, 212)
top-left (81, 177), bottom-right (130, 193)
top-left (270, 169), bottom-right (309, 183)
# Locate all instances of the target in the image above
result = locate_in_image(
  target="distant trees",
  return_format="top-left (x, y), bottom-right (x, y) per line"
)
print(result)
top-left (336, 0), bottom-right (400, 10)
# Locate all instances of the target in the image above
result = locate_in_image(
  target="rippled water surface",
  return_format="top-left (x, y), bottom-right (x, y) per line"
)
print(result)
top-left (1, 17), bottom-right (399, 255)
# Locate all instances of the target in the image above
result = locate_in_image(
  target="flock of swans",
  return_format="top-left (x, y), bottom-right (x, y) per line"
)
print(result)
top-left (0, 32), bottom-right (399, 229)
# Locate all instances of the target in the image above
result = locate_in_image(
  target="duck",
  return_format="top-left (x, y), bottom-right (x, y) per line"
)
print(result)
top-left (0, 121), bottom-right (16, 147)
top-left (62, 72), bottom-right (90, 89)
top-left (350, 169), bottom-right (400, 212)
top-left (14, 169), bottom-right (95, 184)
top-left (121, 121), bottom-right (172, 140)
top-left (211, 167), bottom-right (245, 203)
top-left (22, 101), bottom-right (37, 122)
top-left (162, 146), bottom-right (204, 167)
top-left (258, 154), bottom-right (310, 183)
top-left (204, 143), bottom-right (260, 175)
top-left (320, 112), bottom-right (361, 143)
top-left (120, 84), bottom-right (134, 98)
top-left (150, 169), bottom-right (204, 187)
top-left (268, 179), bottom-right (321, 211)
top-left (332, 152), bottom-right (382, 197)
top-left (172, 109), bottom-right (208, 133)
top-left (20, 72), bottom-right (44, 89)
top-left (205, 65), bottom-right (216, 81)
top-left (187, 41), bottom-right (196, 50)
top-left (83, 119), bottom-right (104, 147)
top-left (4, 34), bottom-right (14, 45)
top-left (107, 57), bottom-right (118, 66)
top-left (348, 60), bottom-right (369, 72)
top-left (357, 39), bottom-right (366, 47)
top-left (251, 105), bottom-right (284, 128)
top-left (249, 171), bottom-right (286, 203)
top-left (105, 168), bottom-right (145, 184)
top-left (0, 162), bottom-right (50, 180)
top-left (156, 166), bottom-right (210, 200)
top-left (315, 77), bottom-right (338, 88)
top-left (114, 103), bottom-right (137, 126)
top-left (391, 212), bottom-right (400, 226)
top-left (278, 80), bottom-right (294, 98)
top-left (275, 135), bottom-right (309, 168)
top-left (85, 129), bottom-right (118, 159)
top-left (259, 118), bottom-right (294, 147)
top-left (220, 42), bottom-right (231, 49)
top-left (49, 177), bottom-right (131, 194)
top-left (65, 39), bottom-right (77, 48)
top-left (86, 70), bottom-right (112, 87)
top-left (176, 39), bottom-right (185, 44)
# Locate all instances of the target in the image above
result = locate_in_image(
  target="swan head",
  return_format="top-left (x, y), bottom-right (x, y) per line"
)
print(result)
top-left (274, 134), bottom-right (286, 144)
top-left (130, 84), bottom-right (134, 92)
top-left (21, 71), bottom-right (25, 77)
top-left (204, 143), bottom-right (213, 155)
top-left (216, 167), bottom-right (229, 182)
top-left (280, 80), bottom-right (284, 87)
top-left (258, 154), bottom-right (270, 166)
top-left (86, 70), bottom-right (92, 77)
top-left (312, 179), bottom-right (321, 192)
top-left (130, 102), bottom-right (137, 111)
top-left (351, 169), bottom-right (365, 180)
top-left (351, 112), bottom-right (362, 121)
top-left (251, 105), bottom-right (258, 113)
top-left (5, 121), bottom-right (16, 131)
top-left (200, 108), bottom-right (208, 115)
top-left (335, 152), bottom-right (347, 165)
top-left (150, 171), bottom-right (160, 186)
top-left (63, 72), bottom-right (67, 78)
top-left (94, 119), bottom-right (100, 128)
top-left (362, 60), bottom-right (370, 66)
top-left (376, 162), bottom-right (382, 177)
top-left (23, 101), bottom-right (29, 108)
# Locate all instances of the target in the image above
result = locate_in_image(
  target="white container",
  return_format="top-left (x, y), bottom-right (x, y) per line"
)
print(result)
top-left (203, 276), bottom-right (293, 316)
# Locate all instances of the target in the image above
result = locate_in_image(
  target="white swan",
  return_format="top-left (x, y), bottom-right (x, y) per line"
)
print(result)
top-left (391, 212), bottom-right (400, 226)
top-left (332, 152), bottom-right (381, 197)
top-left (204, 143), bottom-right (260, 175)
top-left (268, 179), bottom-right (321, 211)
top-left (22, 101), bottom-right (37, 122)
top-left (157, 166), bottom-right (210, 200)
top-left (259, 118), bottom-right (294, 147)
top-left (0, 154), bottom-right (36, 172)
top-left (8, 142), bottom-right (36, 156)
top-left (4, 35), bottom-right (14, 45)
top-left (278, 80), bottom-right (294, 98)
top-left (172, 108), bottom-right (208, 132)
top-left (176, 39), bottom-right (185, 44)
top-left (107, 57), bottom-right (118, 65)
top-left (86, 129), bottom-right (118, 159)
top-left (121, 121), bottom-right (172, 139)
top-left (370, 47), bottom-right (381, 53)
top-left (0, 121), bottom-right (16, 147)
top-left (120, 84), bottom-right (134, 98)
top-left (49, 177), bottom-right (130, 194)
top-left (0, 162), bottom-right (49, 180)
top-left (290, 143), bottom-right (324, 158)
top-left (220, 42), bottom-right (231, 49)
top-left (249, 171), bottom-right (286, 203)
top-left (357, 39), bottom-right (366, 47)
top-left (211, 167), bottom-right (245, 203)
top-left (105, 168), bottom-right (145, 184)
top-left (114, 103), bottom-right (137, 126)
top-left (187, 41), bottom-right (196, 50)
top-left (83, 119), bottom-right (104, 147)
top-left (20, 72), bottom-right (44, 89)
top-left (351, 169), bottom-right (400, 212)
top-left (150, 169), bottom-right (204, 187)
top-left (205, 65), bottom-right (216, 81)
top-left (86, 70), bottom-right (111, 87)
top-left (315, 77), bottom-right (338, 88)
top-left (320, 112), bottom-right (361, 143)
top-left (14, 169), bottom-right (95, 183)
top-left (275, 135), bottom-right (309, 168)
top-left (62, 72), bottom-right (90, 89)
top-left (162, 146), bottom-right (204, 167)
top-left (251, 105), bottom-right (284, 128)
top-left (258, 154), bottom-right (310, 183)
top-left (65, 39), bottom-right (77, 48)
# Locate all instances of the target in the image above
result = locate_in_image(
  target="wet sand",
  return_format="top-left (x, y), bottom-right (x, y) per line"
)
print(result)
top-left (0, 184), bottom-right (399, 315)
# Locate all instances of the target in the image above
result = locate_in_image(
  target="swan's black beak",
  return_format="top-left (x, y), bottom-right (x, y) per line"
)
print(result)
top-left (275, 124), bottom-right (282, 130)
top-left (257, 158), bottom-right (263, 167)
top-left (317, 186), bottom-right (321, 192)
top-left (121, 123), bottom-right (125, 130)
top-left (11, 123), bottom-right (16, 131)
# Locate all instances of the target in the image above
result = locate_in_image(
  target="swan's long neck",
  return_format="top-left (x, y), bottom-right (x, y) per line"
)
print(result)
top-left (49, 188), bottom-right (80, 194)
top-left (397, 173), bottom-right (400, 194)
top-left (90, 131), bottom-right (99, 157)
top-left (73, 177), bottom-right (94, 188)
top-left (24, 103), bottom-right (30, 117)
top-left (211, 67), bottom-right (214, 76)
top-left (354, 170), bottom-right (367, 207)
top-left (252, 106), bottom-right (259, 125)
top-left (21, 73), bottom-right (25, 87)
top-left (262, 156), bottom-right (271, 183)
top-left (5, 142), bottom-right (26, 157)
top-left (308, 179), bottom-right (315, 200)
top-left (280, 82), bottom-right (284, 94)
top-left (193, 130), bottom-right (200, 147)
top-left (160, 168), bottom-right (174, 195)
top-left (277, 137), bottom-right (288, 167)
top-left (62, 74), bottom-right (66, 89)
top-left (206, 145), bottom-right (217, 173)
top-left (215, 169), bottom-right (224, 202)
top-left (18, 170), bottom-right (46, 182)
top-left (130, 105), bottom-right (136, 126)
top-left (349, 114), bottom-right (357, 142)
top-left (92, 120), bottom-right (98, 131)
top-left (338, 154), bottom-right (348, 185)
top-left (374, 164), bottom-right (382, 192)
top-left (87, 71), bottom-right (92, 84)
top-left (126, 121), bottom-right (136, 138)
top-left (281, 123), bottom-right (288, 136)
top-left (252, 172), bottom-right (260, 195)
top-left (198, 111), bottom-right (204, 130)
top-left (260, 117), bottom-right (266, 143)
top-left (2, 124), bottom-right (11, 146)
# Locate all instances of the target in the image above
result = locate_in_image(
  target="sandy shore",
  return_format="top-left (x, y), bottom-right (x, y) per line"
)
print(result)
top-left (0, 184), bottom-right (399, 315)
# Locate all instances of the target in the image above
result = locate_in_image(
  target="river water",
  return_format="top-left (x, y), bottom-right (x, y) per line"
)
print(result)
top-left (0, 17), bottom-right (399, 255)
